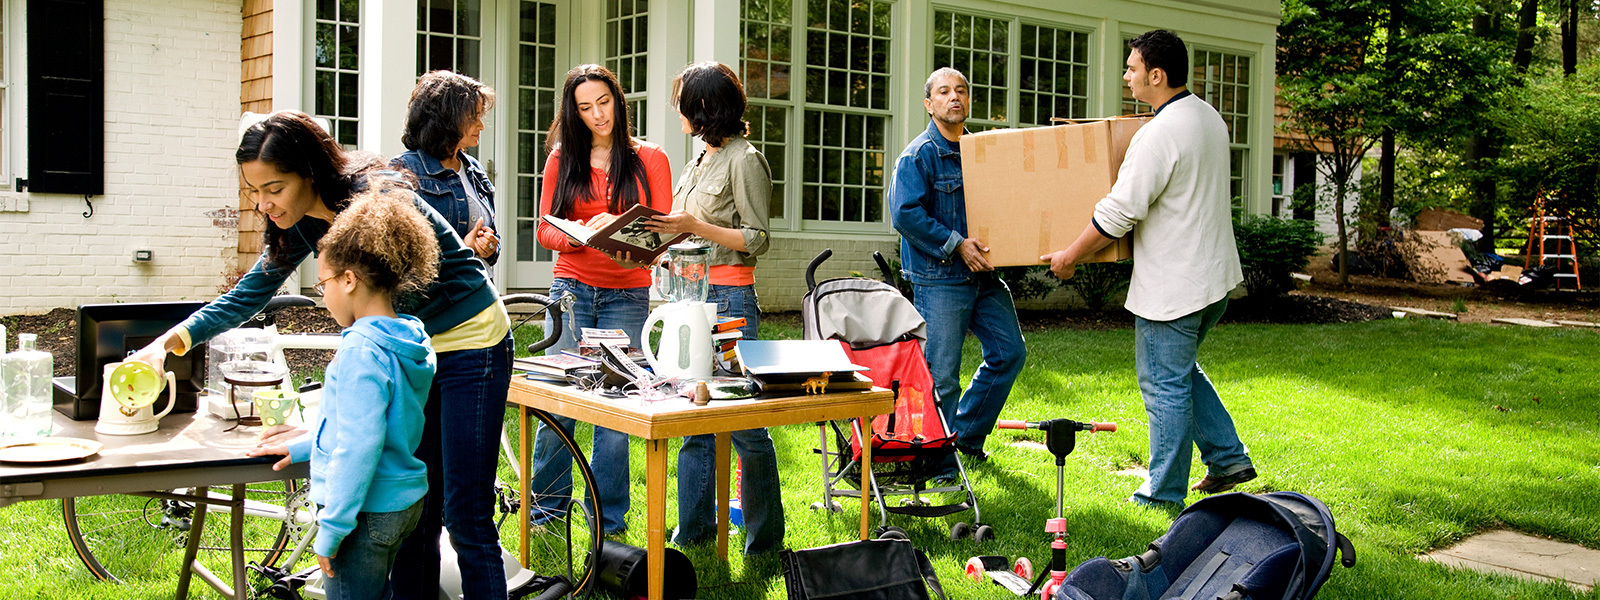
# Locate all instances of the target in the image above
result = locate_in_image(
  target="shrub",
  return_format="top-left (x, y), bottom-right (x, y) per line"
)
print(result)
top-left (996, 266), bottom-right (1060, 301)
top-left (1234, 215), bottom-right (1325, 297)
top-left (1058, 261), bottom-right (1133, 310)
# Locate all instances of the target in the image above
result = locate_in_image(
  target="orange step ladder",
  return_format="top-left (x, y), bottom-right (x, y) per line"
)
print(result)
top-left (1523, 194), bottom-right (1583, 290)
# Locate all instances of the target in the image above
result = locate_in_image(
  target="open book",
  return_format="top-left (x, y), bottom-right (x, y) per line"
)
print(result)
top-left (541, 203), bottom-right (693, 262)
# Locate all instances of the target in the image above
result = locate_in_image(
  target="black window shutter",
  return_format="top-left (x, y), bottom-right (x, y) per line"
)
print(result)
top-left (27, 0), bottom-right (104, 195)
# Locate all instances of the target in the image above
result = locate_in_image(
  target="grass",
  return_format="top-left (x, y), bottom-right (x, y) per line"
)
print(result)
top-left (4, 318), bottom-right (1598, 599)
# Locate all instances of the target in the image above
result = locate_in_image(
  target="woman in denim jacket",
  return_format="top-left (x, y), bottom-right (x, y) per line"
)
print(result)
top-left (392, 71), bottom-right (501, 268)
top-left (646, 61), bottom-right (782, 555)
top-left (128, 110), bottom-right (515, 598)
top-left (528, 64), bottom-right (673, 535)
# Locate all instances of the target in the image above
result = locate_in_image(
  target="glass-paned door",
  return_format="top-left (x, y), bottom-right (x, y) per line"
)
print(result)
top-left (509, 0), bottom-right (560, 288)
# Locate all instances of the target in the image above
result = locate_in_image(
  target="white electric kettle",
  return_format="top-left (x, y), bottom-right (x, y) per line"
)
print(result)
top-left (96, 361), bottom-right (177, 435)
top-left (641, 302), bottom-right (714, 380)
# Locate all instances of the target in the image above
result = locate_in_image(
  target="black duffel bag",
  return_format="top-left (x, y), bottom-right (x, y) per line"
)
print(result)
top-left (780, 539), bottom-right (946, 600)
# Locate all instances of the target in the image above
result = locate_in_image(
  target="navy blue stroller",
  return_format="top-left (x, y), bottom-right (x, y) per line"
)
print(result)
top-left (1055, 492), bottom-right (1355, 600)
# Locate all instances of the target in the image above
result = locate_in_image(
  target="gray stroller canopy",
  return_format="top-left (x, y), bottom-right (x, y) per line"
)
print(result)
top-left (805, 278), bottom-right (928, 347)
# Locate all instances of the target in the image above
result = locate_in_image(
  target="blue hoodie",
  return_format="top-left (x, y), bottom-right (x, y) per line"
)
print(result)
top-left (287, 314), bottom-right (435, 557)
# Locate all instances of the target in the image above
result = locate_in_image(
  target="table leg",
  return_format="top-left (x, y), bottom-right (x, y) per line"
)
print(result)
top-left (859, 416), bottom-right (872, 540)
top-left (715, 432), bottom-right (730, 559)
top-left (519, 406), bottom-right (531, 569)
top-left (647, 438), bottom-right (668, 600)
top-left (230, 483), bottom-right (247, 599)
top-left (174, 486), bottom-right (207, 600)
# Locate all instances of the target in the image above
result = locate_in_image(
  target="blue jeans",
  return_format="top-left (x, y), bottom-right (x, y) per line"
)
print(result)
top-left (1130, 298), bottom-right (1252, 507)
top-left (529, 278), bottom-right (649, 533)
top-left (912, 275), bottom-right (1027, 453)
top-left (674, 285), bottom-right (785, 555)
top-left (323, 499), bottom-right (424, 600)
top-left (393, 336), bottom-right (513, 600)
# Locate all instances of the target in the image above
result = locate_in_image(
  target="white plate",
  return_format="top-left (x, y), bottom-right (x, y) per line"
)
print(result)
top-left (0, 437), bottom-right (104, 463)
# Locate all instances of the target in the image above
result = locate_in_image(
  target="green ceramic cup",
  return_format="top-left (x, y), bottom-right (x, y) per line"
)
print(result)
top-left (252, 390), bottom-right (301, 428)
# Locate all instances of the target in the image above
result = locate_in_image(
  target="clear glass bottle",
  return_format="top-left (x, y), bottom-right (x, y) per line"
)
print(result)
top-left (3, 333), bottom-right (55, 439)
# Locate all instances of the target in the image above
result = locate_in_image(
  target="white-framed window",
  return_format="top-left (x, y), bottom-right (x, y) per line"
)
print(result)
top-left (513, 0), bottom-right (558, 263)
top-left (417, 0), bottom-right (483, 79)
top-left (742, 0), bottom-right (892, 231)
top-left (931, 10), bottom-right (1092, 131)
top-left (604, 0), bottom-right (648, 139)
top-left (1271, 152), bottom-right (1288, 217)
top-left (1120, 38), bottom-right (1151, 115)
top-left (740, 0), bottom-right (791, 221)
top-left (0, 0), bottom-right (10, 189)
top-left (311, 0), bottom-right (360, 147)
top-left (1192, 49), bottom-right (1251, 208)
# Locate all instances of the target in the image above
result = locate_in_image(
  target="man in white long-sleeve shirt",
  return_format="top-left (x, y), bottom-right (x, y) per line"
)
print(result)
top-left (1041, 29), bottom-right (1255, 508)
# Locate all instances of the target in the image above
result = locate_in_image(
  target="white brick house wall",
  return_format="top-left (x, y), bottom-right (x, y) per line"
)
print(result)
top-left (0, 0), bottom-right (240, 314)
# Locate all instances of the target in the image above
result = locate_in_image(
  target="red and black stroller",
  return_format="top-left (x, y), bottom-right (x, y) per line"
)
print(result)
top-left (802, 249), bottom-right (991, 541)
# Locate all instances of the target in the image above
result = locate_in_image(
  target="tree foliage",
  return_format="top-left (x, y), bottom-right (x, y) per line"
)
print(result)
top-left (1495, 61), bottom-right (1600, 248)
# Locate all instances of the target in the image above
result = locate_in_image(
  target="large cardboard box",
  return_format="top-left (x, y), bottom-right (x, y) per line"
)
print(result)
top-left (960, 117), bottom-right (1147, 267)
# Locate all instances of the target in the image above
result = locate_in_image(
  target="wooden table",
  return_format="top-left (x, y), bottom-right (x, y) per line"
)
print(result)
top-left (507, 377), bottom-right (894, 600)
top-left (0, 408), bottom-right (309, 600)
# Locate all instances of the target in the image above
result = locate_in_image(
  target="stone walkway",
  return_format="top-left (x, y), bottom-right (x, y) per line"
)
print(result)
top-left (1421, 529), bottom-right (1600, 593)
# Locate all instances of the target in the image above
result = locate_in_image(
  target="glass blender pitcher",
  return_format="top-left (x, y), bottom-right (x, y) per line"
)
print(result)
top-left (652, 242), bottom-right (711, 303)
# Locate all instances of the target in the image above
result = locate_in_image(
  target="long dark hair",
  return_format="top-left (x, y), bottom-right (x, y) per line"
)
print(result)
top-left (402, 70), bottom-right (497, 159)
top-left (672, 62), bottom-right (747, 148)
top-left (545, 64), bottom-right (650, 218)
top-left (238, 111), bottom-right (370, 270)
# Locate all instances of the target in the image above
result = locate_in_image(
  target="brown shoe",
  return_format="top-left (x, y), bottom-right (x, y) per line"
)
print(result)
top-left (1190, 467), bottom-right (1257, 494)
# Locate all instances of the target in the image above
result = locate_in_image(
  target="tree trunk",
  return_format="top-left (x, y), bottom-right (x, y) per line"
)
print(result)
top-left (1512, 0), bottom-right (1539, 71)
top-left (1378, 0), bottom-right (1401, 230)
top-left (1563, 0), bottom-right (1578, 75)
top-left (1334, 162), bottom-right (1351, 287)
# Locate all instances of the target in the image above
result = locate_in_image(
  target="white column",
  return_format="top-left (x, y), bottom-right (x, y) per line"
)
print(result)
top-left (650, 0), bottom-right (694, 168)
top-left (1100, 19), bottom-right (1123, 117)
top-left (360, 0), bottom-right (419, 157)
top-left (271, 0), bottom-right (304, 113)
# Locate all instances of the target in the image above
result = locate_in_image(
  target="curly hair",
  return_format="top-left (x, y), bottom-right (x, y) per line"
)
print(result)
top-left (402, 70), bottom-right (497, 159)
top-left (238, 111), bottom-right (376, 270)
top-left (671, 62), bottom-right (747, 148)
top-left (545, 64), bottom-right (651, 217)
top-left (317, 189), bottom-right (441, 297)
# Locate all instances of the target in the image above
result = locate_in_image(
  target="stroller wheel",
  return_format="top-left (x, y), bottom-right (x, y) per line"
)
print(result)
top-left (809, 501), bottom-right (843, 513)
top-left (973, 524), bottom-right (995, 543)
top-left (950, 522), bottom-right (971, 540)
top-left (876, 526), bottom-right (909, 540)
top-left (1012, 556), bottom-right (1035, 580)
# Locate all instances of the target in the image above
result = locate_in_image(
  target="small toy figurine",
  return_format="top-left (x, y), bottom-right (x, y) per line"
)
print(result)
top-left (802, 372), bottom-right (832, 395)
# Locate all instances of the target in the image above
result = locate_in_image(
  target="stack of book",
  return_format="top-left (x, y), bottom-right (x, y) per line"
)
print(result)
top-left (733, 339), bottom-right (873, 394)
top-left (712, 316), bottom-right (745, 373)
top-left (513, 353), bottom-right (597, 377)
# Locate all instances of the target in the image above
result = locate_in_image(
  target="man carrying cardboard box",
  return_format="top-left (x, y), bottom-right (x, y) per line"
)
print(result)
top-left (1040, 30), bottom-right (1255, 508)
top-left (889, 67), bottom-right (1027, 470)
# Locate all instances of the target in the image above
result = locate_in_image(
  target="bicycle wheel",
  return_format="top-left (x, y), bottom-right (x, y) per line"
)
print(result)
top-left (62, 479), bottom-right (313, 589)
top-left (496, 406), bottom-right (604, 597)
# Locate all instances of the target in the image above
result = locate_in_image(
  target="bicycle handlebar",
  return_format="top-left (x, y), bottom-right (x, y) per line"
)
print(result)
top-left (501, 293), bottom-right (570, 356)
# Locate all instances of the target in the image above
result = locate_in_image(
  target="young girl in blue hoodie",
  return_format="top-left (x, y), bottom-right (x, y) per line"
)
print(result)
top-left (251, 189), bottom-right (440, 600)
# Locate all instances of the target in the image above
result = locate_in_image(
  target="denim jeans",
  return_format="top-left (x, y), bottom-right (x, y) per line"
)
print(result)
top-left (912, 275), bottom-right (1027, 453)
top-left (323, 499), bottom-right (425, 600)
top-left (393, 336), bottom-right (513, 600)
top-left (673, 285), bottom-right (785, 554)
top-left (529, 278), bottom-right (649, 533)
top-left (1130, 297), bottom-right (1252, 507)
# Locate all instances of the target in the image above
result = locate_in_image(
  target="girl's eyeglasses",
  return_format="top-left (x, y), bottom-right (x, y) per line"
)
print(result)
top-left (313, 271), bottom-right (361, 295)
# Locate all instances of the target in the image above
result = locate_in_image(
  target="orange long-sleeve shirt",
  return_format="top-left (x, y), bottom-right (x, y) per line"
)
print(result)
top-left (537, 141), bottom-right (674, 289)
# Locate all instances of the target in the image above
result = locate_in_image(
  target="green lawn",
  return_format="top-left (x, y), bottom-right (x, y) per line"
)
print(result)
top-left (4, 318), bottom-right (1597, 599)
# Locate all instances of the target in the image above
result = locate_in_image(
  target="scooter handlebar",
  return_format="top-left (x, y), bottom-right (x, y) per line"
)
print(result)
top-left (997, 420), bottom-right (1030, 430)
top-left (1089, 422), bottom-right (1117, 433)
top-left (997, 419), bottom-right (1115, 432)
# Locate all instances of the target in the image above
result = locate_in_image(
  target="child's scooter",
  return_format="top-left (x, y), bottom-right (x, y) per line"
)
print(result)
top-left (964, 418), bottom-right (1115, 599)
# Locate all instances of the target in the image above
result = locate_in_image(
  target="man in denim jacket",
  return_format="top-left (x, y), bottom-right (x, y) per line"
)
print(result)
top-left (889, 67), bottom-right (1027, 469)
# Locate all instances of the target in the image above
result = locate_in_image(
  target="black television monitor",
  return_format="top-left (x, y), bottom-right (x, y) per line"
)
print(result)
top-left (52, 301), bottom-right (208, 420)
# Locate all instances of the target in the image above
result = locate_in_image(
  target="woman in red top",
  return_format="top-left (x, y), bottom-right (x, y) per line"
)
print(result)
top-left (529, 64), bottom-right (672, 535)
